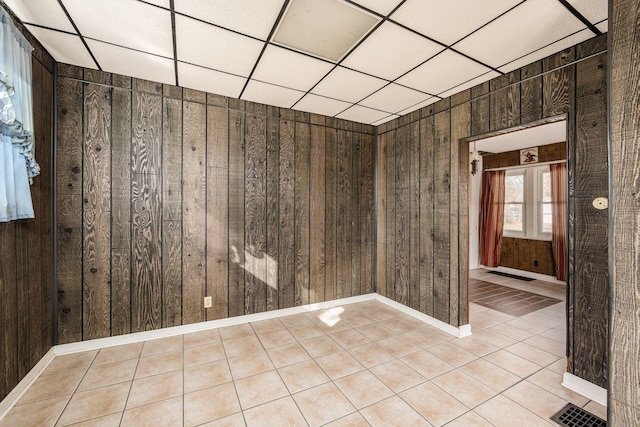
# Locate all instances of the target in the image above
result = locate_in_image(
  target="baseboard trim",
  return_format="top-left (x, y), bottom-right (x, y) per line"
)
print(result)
top-left (0, 348), bottom-right (55, 421)
top-left (562, 372), bottom-right (608, 406)
top-left (1, 293), bottom-right (469, 421)
top-left (482, 266), bottom-right (566, 285)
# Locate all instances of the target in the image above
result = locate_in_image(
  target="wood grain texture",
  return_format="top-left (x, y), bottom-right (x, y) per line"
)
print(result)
top-left (162, 97), bottom-right (183, 327)
top-left (182, 101), bottom-right (207, 324)
top-left (610, 4), bottom-right (640, 423)
top-left (351, 133), bottom-right (362, 297)
top-left (361, 134), bottom-right (375, 294)
top-left (408, 122), bottom-right (420, 310)
top-left (278, 118), bottom-right (295, 308)
top-left (325, 127), bottom-right (337, 301)
top-left (386, 130), bottom-right (396, 300)
top-left (520, 61), bottom-right (543, 123)
top-left (131, 92), bottom-right (162, 332)
top-left (310, 124), bottom-right (326, 303)
top-left (419, 116), bottom-right (435, 316)
top-left (228, 110), bottom-right (246, 317)
top-left (490, 70), bottom-right (521, 131)
top-left (375, 131), bottom-right (387, 297)
top-left (111, 87), bottom-right (132, 336)
top-left (207, 106), bottom-right (229, 319)
top-left (394, 125), bottom-right (409, 306)
top-left (245, 112), bottom-right (267, 314)
top-left (295, 122), bottom-right (311, 305)
top-left (336, 129), bottom-right (351, 299)
top-left (265, 115), bottom-right (280, 310)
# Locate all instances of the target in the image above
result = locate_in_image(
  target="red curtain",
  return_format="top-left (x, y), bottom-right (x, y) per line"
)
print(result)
top-left (550, 163), bottom-right (567, 281)
top-left (479, 170), bottom-right (505, 267)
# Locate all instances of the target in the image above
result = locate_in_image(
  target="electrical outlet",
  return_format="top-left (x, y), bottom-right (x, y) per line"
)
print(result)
top-left (204, 296), bottom-right (212, 308)
top-left (534, 260), bottom-right (539, 267)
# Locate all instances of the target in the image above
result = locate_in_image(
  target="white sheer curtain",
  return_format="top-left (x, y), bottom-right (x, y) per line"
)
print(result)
top-left (0, 6), bottom-right (39, 222)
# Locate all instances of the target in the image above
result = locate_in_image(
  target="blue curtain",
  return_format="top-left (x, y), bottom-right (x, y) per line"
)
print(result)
top-left (0, 6), bottom-right (39, 222)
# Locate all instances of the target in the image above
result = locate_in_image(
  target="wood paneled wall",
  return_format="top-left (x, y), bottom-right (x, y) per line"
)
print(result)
top-left (376, 34), bottom-right (609, 388)
top-left (500, 238), bottom-right (555, 276)
top-left (609, 0), bottom-right (640, 422)
top-left (0, 2), bottom-right (55, 402)
top-left (55, 65), bottom-right (375, 343)
top-left (482, 141), bottom-right (566, 169)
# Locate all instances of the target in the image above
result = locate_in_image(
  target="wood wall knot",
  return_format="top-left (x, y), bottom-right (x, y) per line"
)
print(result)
top-left (72, 166), bottom-right (80, 174)
top-left (90, 267), bottom-right (97, 274)
top-left (96, 146), bottom-right (101, 152)
top-left (62, 307), bottom-right (71, 314)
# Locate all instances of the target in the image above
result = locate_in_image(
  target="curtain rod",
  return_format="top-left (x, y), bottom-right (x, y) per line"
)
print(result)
top-left (483, 159), bottom-right (566, 172)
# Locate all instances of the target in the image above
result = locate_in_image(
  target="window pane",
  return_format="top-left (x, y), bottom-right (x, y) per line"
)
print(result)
top-left (504, 203), bottom-right (523, 231)
top-left (542, 202), bottom-right (552, 233)
top-left (505, 174), bottom-right (524, 203)
top-left (541, 171), bottom-right (551, 202)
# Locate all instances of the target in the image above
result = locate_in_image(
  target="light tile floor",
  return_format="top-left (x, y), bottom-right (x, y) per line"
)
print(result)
top-left (0, 270), bottom-right (606, 426)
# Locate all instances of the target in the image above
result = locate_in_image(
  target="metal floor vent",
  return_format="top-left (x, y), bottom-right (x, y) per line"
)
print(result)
top-left (551, 403), bottom-right (607, 427)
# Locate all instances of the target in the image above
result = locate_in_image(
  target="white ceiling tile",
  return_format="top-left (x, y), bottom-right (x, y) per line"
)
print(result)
top-left (142, 0), bottom-right (171, 9)
top-left (497, 28), bottom-right (593, 73)
top-left (567, 0), bottom-right (608, 25)
top-left (371, 114), bottom-right (399, 126)
top-left (62, 0), bottom-right (173, 58)
top-left (393, 0), bottom-right (521, 45)
top-left (596, 20), bottom-right (607, 33)
top-left (437, 70), bottom-right (500, 98)
top-left (454, 0), bottom-right (585, 68)
top-left (294, 94), bottom-right (352, 117)
top-left (178, 62), bottom-right (246, 99)
top-left (87, 40), bottom-right (175, 85)
top-left (242, 80), bottom-right (305, 108)
top-left (311, 66), bottom-right (387, 103)
top-left (4, 0), bottom-right (74, 32)
top-left (350, 0), bottom-right (401, 16)
top-left (337, 104), bottom-right (391, 124)
top-left (273, 0), bottom-right (380, 62)
top-left (360, 83), bottom-right (429, 114)
top-left (397, 50), bottom-right (492, 95)
top-left (342, 21), bottom-right (444, 80)
top-left (175, 15), bottom-right (263, 77)
top-left (252, 45), bottom-right (334, 92)
top-left (175, 0), bottom-right (283, 40)
top-left (396, 97), bottom-right (438, 116)
top-left (25, 25), bottom-right (96, 68)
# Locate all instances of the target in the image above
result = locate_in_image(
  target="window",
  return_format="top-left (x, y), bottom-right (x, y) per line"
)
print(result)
top-left (503, 165), bottom-right (556, 239)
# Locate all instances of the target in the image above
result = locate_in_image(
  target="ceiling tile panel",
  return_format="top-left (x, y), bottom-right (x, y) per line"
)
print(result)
top-left (311, 66), bottom-right (388, 103)
top-left (178, 62), bottom-right (246, 99)
top-left (337, 104), bottom-right (392, 124)
top-left (453, 0), bottom-right (585, 68)
top-left (397, 50), bottom-right (492, 95)
top-left (437, 70), bottom-right (500, 98)
top-left (175, 15), bottom-right (263, 77)
top-left (62, 0), bottom-right (173, 58)
top-left (360, 83), bottom-right (429, 114)
top-left (596, 20), bottom-right (607, 33)
top-left (392, 0), bottom-right (521, 46)
top-left (252, 46), bottom-right (334, 92)
top-left (242, 80), bottom-right (305, 108)
top-left (567, 0), bottom-right (608, 25)
top-left (87, 40), bottom-right (175, 85)
top-left (25, 25), bottom-right (96, 68)
top-left (350, 0), bottom-right (401, 16)
top-left (142, 0), bottom-right (171, 8)
top-left (175, 0), bottom-right (283, 40)
top-left (4, 0), bottom-right (75, 32)
top-left (294, 94), bottom-right (352, 117)
top-left (341, 21), bottom-right (444, 80)
top-left (497, 28), bottom-right (593, 73)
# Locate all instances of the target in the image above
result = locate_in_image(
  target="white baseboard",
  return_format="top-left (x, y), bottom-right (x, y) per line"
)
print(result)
top-left (482, 266), bottom-right (566, 285)
top-left (0, 293), bottom-right (469, 421)
top-left (562, 372), bottom-right (608, 406)
top-left (0, 348), bottom-right (55, 421)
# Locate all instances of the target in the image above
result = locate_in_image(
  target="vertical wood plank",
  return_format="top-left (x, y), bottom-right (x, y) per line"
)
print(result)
top-left (336, 129), bottom-right (351, 299)
top-left (265, 114), bottom-right (280, 310)
top-left (471, 82), bottom-right (490, 135)
top-left (394, 125), bottom-right (409, 306)
top-left (490, 70), bottom-right (521, 131)
top-left (520, 61), bottom-right (543, 123)
top-left (351, 133), bottom-right (362, 297)
top-left (278, 117), bottom-right (295, 308)
top-left (295, 122), bottom-right (310, 306)
top-left (376, 132), bottom-right (387, 297)
top-left (131, 92), bottom-right (162, 332)
top-left (325, 127), bottom-right (337, 302)
top-left (82, 83), bottom-right (111, 340)
top-left (182, 101), bottom-right (207, 324)
top-left (361, 133), bottom-right (374, 294)
top-left (1, 223), bottom-right (17, 395)
top-left (409, 122), bottom-right (420, 310)
top-left (56, 77), bottom-right (83, 344)
top-left (385, 130), bottom-right (396, 299)
top-left (310, 124), bottom-right (326, 303)
top-left (229, 110), bottom-right (246, 316)
top-left (207, 106), bottom-right (229, 319)
top-left (111, 86), bottom-right (132, 336)
top-left (433, 110), bottom-right (451, 323)
top-left (419, 116), bottom-right (435, 316)
top-left (245, 112), bottom-right (267, 314)
top-left (162, 97), bottom-right (183, 327)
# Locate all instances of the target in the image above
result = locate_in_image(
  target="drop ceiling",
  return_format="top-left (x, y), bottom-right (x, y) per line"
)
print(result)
top-left (5, 0), bottom-right (607, 125)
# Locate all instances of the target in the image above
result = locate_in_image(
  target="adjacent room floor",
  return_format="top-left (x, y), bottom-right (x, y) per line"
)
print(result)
top-left (0, 270), bottom-right (606, 426)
